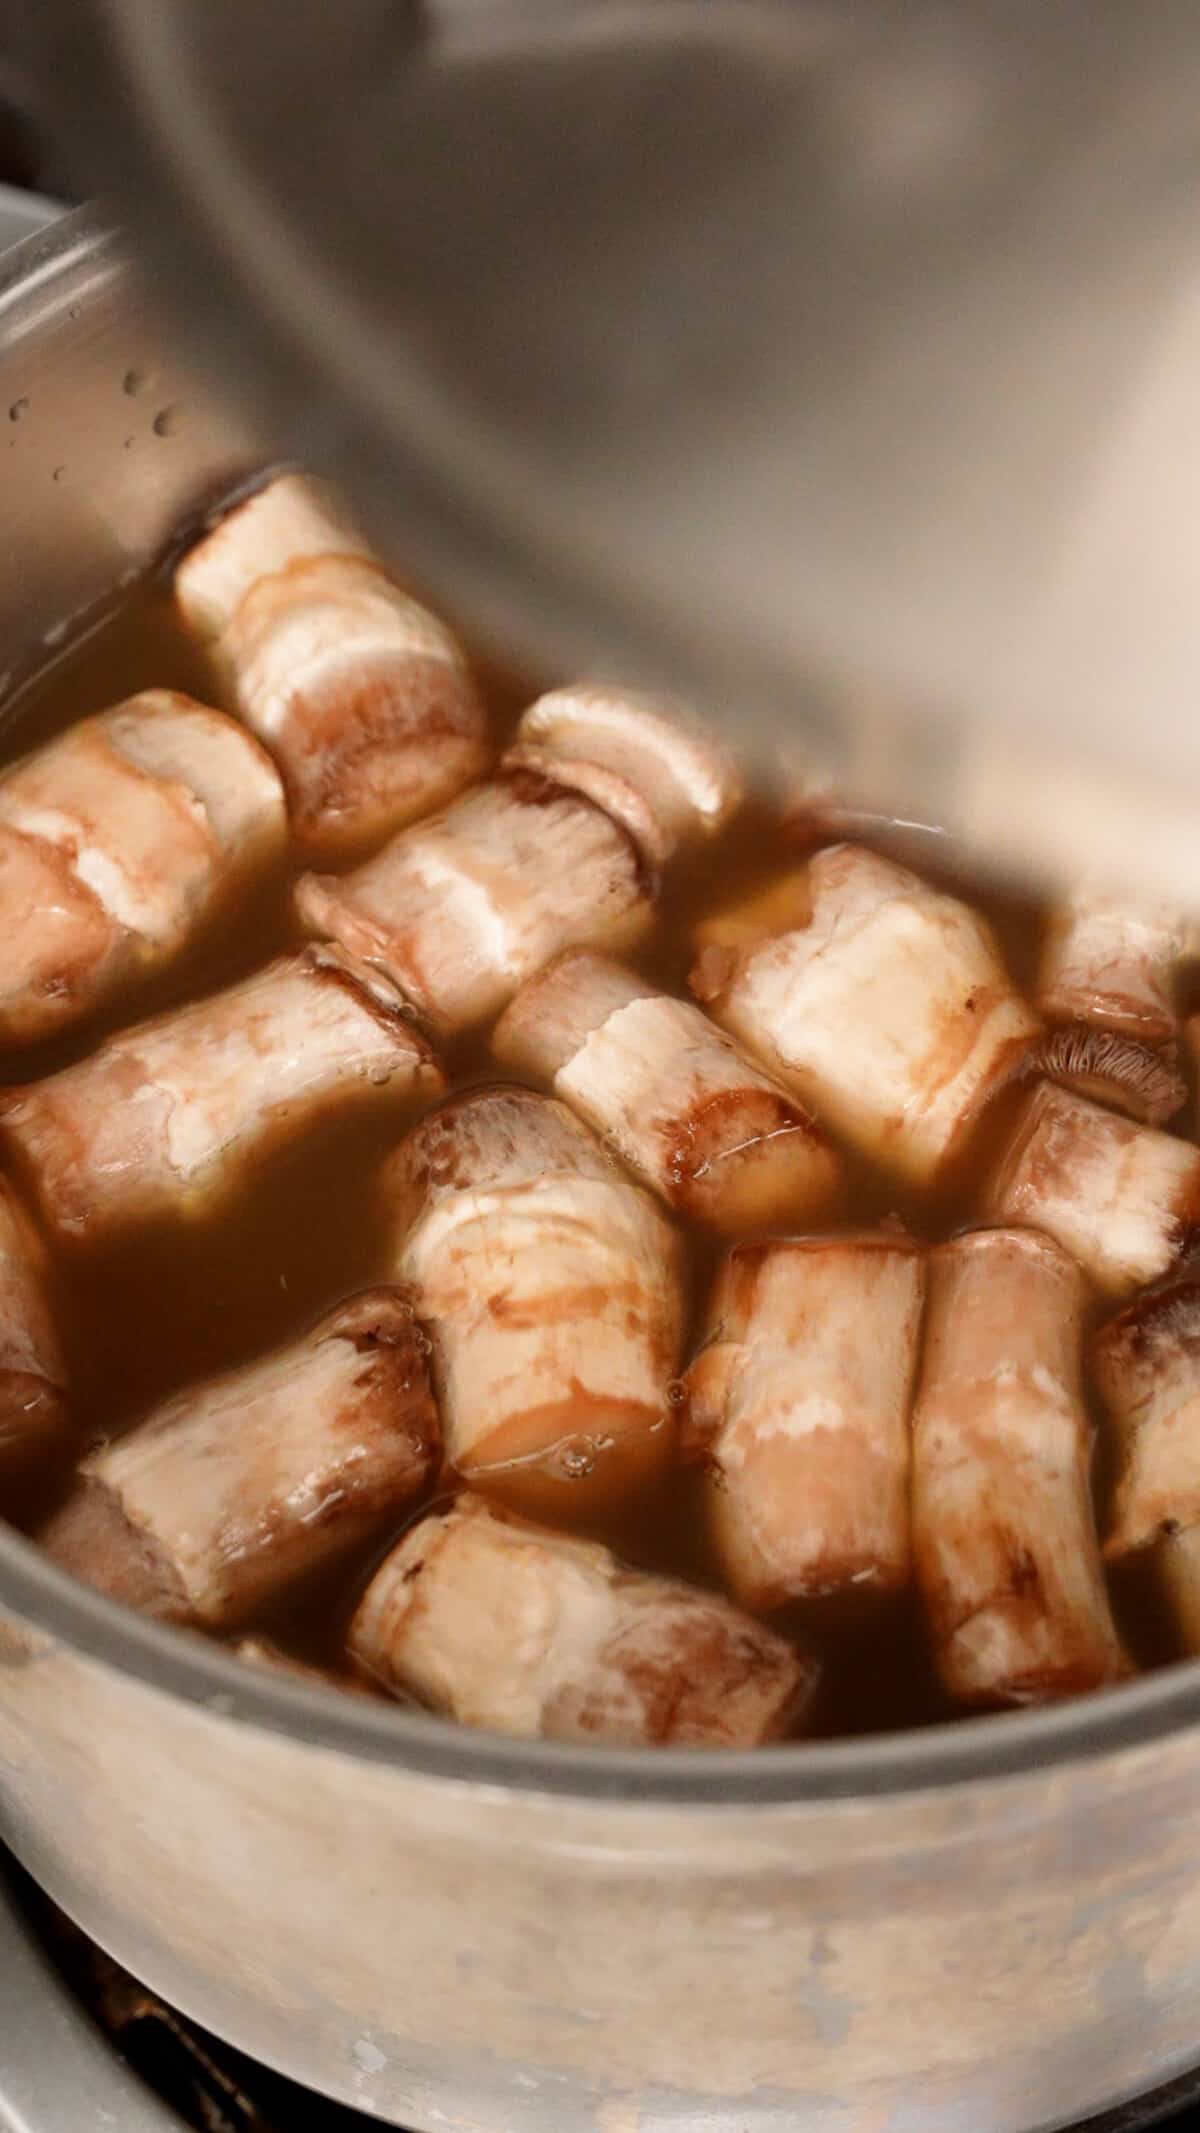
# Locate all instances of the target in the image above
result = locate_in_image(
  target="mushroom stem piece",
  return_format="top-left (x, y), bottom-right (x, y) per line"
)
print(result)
top-left (987, 1080), bottom-right (1200, 1300)
top-left (42, 1290), bottom-right (438, 1629)
top-left (692, 844), bottom-right (1038, 1187)
top-left (1, 946), bottom-right (443, 1242)
top-left (505, 684), bottom-right (742, 868)
top-left (495, 951), bottom-right (842, 1233)
top-left (296, 770), bottom-right (652, 1037)
top-left (682, 1235), bottom-right (925, 1612)
top-left (384, 1086), bottom-right (684, 1515)
top-left (349, 1496), bottom-right (818, 1747)
top-left (912, 1228), bottom-right (1126, 1707)
top-left (0, 1181), bottom-right (66, 1476)
top-left (0, 691), bottom-right (285, 1045)
top-left (174, 473), bottom-right (488, 853)
top-left (1037, 890), bottom-right (1191, 1045)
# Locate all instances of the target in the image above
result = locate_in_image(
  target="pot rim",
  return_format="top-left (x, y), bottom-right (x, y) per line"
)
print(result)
top-left (3, 207), bottom-right (1198, 1810)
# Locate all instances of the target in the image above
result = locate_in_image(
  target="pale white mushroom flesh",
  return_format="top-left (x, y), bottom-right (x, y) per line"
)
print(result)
top-left (175, 473), bottom-right (488, 853)
top-left (348, 1495), bottom-right (818, 1747)
top-left (682, 1234), bottom-right (925, 1613)
top-left (0, 946), bottom-right (443, 1241)
top-left (987, 1080), bottom-right (1200, 1300)
top-left (42, 1289), bottom-right (437, 1629)
top-left (912, 1227), bottom-right (1127, 1707)
top-left (1037, 889), bottom-right (1192, 1045)
top-left (296, 771), bottom-right (653, 1037)
top-left (692, 843), bottom-right (1039, 1188)
top-left (505, 684), bottom-right (743, 868)
top-left (494, 950), bottom-right (842, 1233)
top-left (383, 1085), bottom-right (684, 1517)
top-left (0, 690), bottom-right (285, 1045)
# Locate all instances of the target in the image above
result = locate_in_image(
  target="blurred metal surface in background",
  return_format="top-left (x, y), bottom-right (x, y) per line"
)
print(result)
top-left (10, 1), bottom-right (1200, 898)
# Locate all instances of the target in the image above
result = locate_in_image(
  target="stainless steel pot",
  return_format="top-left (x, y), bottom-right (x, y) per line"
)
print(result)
top-left (6, 210), bottom-right (1200, 2133)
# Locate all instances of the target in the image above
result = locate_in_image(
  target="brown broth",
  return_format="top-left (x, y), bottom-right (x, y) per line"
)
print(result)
top-left (0, 586), bottom-right (1193, 1740)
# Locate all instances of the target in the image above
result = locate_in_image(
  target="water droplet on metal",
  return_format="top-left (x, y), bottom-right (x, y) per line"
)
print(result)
top-left (152, 403), bottom-right (184, 438)
top-left (8, 398), bottom-right (27, 423)
top-left (122, 367), bottom-right (147, 397)
top-left (122, 435), bottom-right (134, 450)
top-left (51, 466), bottom-right (65, 483)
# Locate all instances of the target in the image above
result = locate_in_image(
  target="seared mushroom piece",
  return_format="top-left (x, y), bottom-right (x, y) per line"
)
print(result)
top-left (0, 1180), bottom-right (67, 1476)
top-left (0, 691), bottom-right (285, 1045)
top-left (691, 844), bottom-right (1038, 1188)
top-left (1037, 889), bottom-right (1191, 1045)
top-left (42, 1291), bottom-right (438, 1629)
top-left (1095, 1280), bottom-right (1200, 1647)
top-left (682, 1236), bottom-right (925, 1612)
top-left (505, 683), bottom-right (742, 868)
top-left (912, 1228), bottom-right (1126, 1707)
top-left (349, 1496), bottom-right (818, 1746)
top-left (296, 770), bottom-right (653, 1038)
top-left (987, 1081), bottom-right (1200, 1301)
top-left (494, 952), bottom-right (842, 1233)
top-left (1, 946), bottom-right (442, 1243)
top-left (174, 473), bottom-right (488, 853)
top-left (384, 1086), bottom-right (684, 1515)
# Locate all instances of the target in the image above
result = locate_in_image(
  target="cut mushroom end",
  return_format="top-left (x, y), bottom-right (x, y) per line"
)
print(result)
top-left (1028, 1024), bottom-right (1186, 1127)
top-left (509, 684), bottom-right (743, 864)
top-left (696, 844), bottom-right (1041, 1189)
top-left (41, 1289), bottom-right (440, 1630)
top-left (225, 555), bottom-right (490, 858)
top-left (667, 1086), bottom-right (843, 1235)
top-left (174, 473), bottom-right (365, 643)
top-left (989, 1080), bottom-right (1200, 1300)
top-left (1037, 889), bottom-right (1189, 1046)
top-left (497, 951), bottom-right (843, 1235)
top-left (388, 1086), bottom-right (685, 1522)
